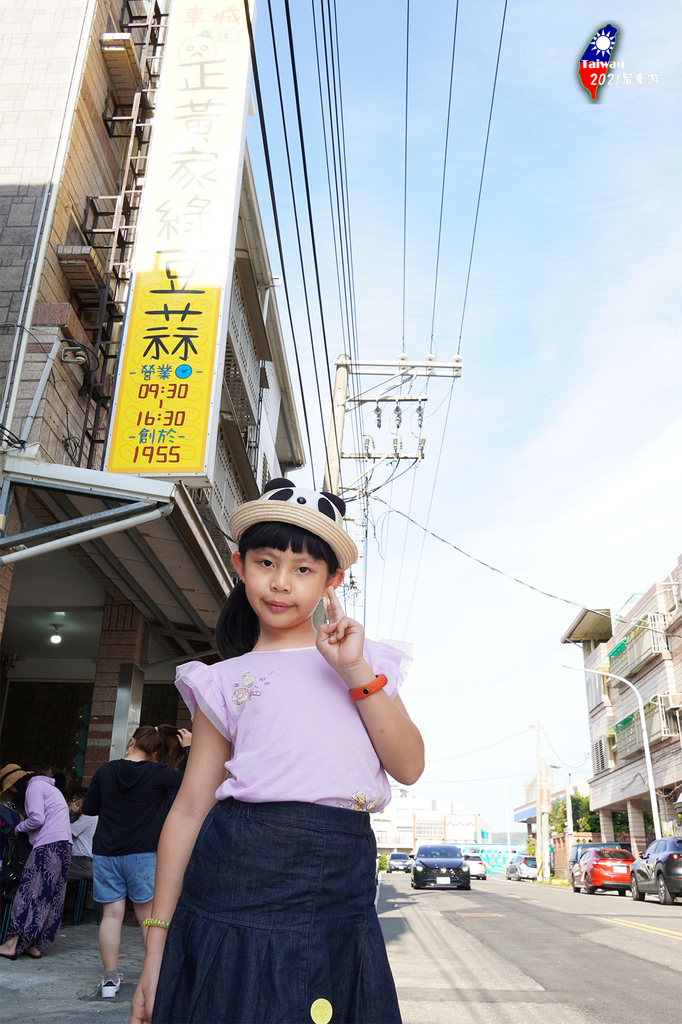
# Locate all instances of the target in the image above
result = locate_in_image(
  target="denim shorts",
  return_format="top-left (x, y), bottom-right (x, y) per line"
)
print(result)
top-left (93, 852), bottom-right (157, 904)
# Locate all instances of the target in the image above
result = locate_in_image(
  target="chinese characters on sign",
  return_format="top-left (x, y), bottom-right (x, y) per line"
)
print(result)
top-left (106, 1), bottom-right (254, 478)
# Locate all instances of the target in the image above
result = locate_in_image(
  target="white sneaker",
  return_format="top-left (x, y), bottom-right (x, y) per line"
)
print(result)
top-left (101, 974), bottom-right (122, 998)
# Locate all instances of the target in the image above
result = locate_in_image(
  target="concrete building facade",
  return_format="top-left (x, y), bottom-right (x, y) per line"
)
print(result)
top-left (372, 783), bottom-right (491, 855)
top-left (562, 556), bottom-right (682, 854)
top-left (0, 0), bottom-right (304, 785)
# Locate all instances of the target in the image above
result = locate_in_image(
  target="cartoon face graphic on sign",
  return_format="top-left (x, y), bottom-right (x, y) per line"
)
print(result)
top-left (178, 34), bottom-right (217, 65)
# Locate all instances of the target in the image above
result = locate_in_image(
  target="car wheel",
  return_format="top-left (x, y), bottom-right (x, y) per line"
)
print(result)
top-left (631, 875), bottom-right (645, 901)
top-left (463, 885), bottom-right (471, 891)
top-left (584, 875), bottom-right (596, 895)
top-left (657, 874), bottom-right (674, 905)
top-left (572, 879), bottom-right (581, 892)
top-left (618, 888), bottom-right (627, 896)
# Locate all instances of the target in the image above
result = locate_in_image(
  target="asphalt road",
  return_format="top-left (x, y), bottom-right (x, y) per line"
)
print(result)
top-left (5, 873), bottom-right (680, 1022)
top-left (379, 870), bottom-right (682, 1024)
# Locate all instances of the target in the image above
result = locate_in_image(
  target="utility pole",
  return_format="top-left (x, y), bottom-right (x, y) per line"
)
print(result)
top-left (565, 772), bottom-right (574, 855)
top-left (535, 720), bottom-right (543, 879)
top-left (320, 352), bottom-right (462, 574)
top-left (322, 353), bottom-right (350, 494)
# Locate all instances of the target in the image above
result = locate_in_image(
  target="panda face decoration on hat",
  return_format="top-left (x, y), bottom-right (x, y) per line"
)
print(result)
top-left (228, 479), bottom-right (358, 571)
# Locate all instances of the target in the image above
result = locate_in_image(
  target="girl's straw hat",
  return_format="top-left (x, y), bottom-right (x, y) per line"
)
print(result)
top-left (0, 763), bottom-right (32, 796)
top-left (229, 479), bottom-right (358, 571)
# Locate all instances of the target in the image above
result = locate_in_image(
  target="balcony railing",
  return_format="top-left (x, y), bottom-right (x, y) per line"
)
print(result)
top-left (613, 695), bottom-right (674, 759)
top-left (607, 613), bottom-right (668, 679)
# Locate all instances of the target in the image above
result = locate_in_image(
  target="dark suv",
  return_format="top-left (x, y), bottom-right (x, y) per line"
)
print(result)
top-left (630, 838), bottom-right (682, 904)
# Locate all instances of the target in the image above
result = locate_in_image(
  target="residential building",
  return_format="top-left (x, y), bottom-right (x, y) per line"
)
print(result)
top-left (561, 557), bottom-right (682, 853)
top-left (372, 783), bottom-right (491, 854)
top-left (0, 1), bottom-right (304, 783)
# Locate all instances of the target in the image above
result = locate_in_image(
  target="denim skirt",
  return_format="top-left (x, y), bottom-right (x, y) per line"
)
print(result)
top-left (152, 798), bottom-right (401, 1024)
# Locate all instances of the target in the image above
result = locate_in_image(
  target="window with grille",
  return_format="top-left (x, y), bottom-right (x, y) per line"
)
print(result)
top-left (414, 822), bottom-right (443, 839)
top-left (592, 737), bottom-right (608, 774)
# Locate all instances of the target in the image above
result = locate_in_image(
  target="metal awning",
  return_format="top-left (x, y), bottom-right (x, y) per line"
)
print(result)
top-left (560, 607), bottom-right (613, 645)
top-left (1, 454), bottom-right (233, 663)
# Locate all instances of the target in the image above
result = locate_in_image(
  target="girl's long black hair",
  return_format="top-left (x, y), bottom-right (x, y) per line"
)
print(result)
top-left (216, 521), bottom-right (339, 659)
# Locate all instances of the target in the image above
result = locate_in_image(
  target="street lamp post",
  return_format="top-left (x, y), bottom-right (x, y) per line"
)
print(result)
top-left (563, 665), bottom-right (662, 841)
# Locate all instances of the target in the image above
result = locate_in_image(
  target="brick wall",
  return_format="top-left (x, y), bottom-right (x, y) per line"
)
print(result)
top-left (0, 0), bottom-right (132, 456)
top-left (83, 594), bottom-right (146, 783)
top-left (0, 0), bottom-right (92, 382)
top-left (1, 678), bottom-right (94, 788)
top-left (140, 683), bottom-right (181, 727)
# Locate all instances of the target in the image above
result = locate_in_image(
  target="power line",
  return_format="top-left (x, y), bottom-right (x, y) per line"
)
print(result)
top-left (429, 0), bottom-right (460, 354)
top-left (370, 493), bottom-right (599, 609)
top-left (402, 379), bottom-right (454, 634)
top-left (243, 2), bottom-right (317, 487)
top-left (328, 0), bottom-right (366, 489)
top-left (282, 1), bottom-right (338, 408)
top-left (457, 0), bottom-right (508, 354)
top-left (264, 0), bottom-right (332, 488)
top-left (311, 0), bottom-right (364, 477)
top-left (426, 725), bottom-right (534, 763)
top-left (371, 494), bottom-right (682, 646)
top-left (541, 726), bottom-right (590, 770)
top-left (399, 0), bottom-right (409, 356)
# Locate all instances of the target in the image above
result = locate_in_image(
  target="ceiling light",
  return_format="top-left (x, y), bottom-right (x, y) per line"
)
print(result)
top-left (50, 625), bottom-right (62, 645)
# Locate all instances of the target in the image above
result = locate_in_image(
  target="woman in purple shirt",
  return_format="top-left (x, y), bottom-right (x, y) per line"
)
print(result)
top-left (0, 765), bottom-right (72, 960)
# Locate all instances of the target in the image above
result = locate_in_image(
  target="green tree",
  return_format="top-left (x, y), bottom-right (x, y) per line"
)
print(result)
top-left (550, 794), bottom-right (599, 834)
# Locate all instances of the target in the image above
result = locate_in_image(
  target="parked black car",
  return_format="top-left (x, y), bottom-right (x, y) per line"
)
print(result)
top-left (567, 841), bottom-right (630, 880)
top-left (411, 844), bottom-right (470, 890)
top-left (630, 838), bottom-right (682, 904)
top-left (386, 852), bottom-right (411, 873)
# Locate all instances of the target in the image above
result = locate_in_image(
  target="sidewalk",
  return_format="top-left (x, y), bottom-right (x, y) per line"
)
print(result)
top-left (0, 919), bottom-right (145, 1024)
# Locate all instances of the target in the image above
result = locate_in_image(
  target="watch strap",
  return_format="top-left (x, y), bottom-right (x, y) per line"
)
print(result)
top-left (349, 674), bottom-right (388, 701)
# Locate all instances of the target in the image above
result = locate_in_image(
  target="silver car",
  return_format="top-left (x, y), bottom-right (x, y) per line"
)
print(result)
top-left (464, 854), bottom-right (487, 879)
top-left (506, 854), bottom-right (537, 881)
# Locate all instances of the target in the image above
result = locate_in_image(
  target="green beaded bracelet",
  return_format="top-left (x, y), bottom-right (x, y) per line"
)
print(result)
top-left (143, 918), bottom-right (170, 930)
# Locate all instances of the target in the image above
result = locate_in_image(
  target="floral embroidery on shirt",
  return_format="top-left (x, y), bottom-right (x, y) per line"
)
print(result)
top-left (348, 791), bottom-right (382, 812)
top-left (231, 669), bottom-right (276, 706)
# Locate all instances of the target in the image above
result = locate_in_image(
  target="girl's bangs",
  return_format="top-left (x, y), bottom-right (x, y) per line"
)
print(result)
top-left (239, 521), bottom-right (337, 569)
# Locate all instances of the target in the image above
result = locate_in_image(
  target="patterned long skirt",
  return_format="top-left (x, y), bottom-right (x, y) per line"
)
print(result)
top-left (9, 840), bottom-right (71, 954)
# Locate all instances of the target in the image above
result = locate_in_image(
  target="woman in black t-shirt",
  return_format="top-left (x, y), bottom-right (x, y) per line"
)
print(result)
top-left (83, 725), bottom-right (191, 999)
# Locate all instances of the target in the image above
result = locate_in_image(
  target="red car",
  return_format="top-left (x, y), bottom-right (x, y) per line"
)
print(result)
top-left (571, 847), bottom-right (635, 895)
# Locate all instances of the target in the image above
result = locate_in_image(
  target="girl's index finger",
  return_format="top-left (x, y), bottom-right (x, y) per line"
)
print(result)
top-left (325, 585), bottom-right (344, 619)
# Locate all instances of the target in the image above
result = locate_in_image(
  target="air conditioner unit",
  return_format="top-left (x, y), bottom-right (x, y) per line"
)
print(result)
top-left (665, 693), bottom-right (682, 711)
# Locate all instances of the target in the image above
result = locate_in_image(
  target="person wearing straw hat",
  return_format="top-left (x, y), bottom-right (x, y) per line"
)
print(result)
top-left (131, 479), bottom-right (425, 1024)
top-left (0, 764), bottom-right (71, 960)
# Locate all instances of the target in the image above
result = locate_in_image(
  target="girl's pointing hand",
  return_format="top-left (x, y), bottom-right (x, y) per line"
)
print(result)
top-left (316, 585), bottom-right (365, 677)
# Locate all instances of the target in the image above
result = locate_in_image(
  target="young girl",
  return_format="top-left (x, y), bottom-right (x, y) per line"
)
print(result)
top-left (130, 480), bottom-right (424, 1024)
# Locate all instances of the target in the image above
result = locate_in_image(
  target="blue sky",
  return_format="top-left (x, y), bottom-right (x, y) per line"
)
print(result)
top-left (247, 1), bottom-right (682, 828)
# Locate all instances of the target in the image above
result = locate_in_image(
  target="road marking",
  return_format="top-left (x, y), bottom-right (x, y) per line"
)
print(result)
top-left (457, 912), bottom-right (505, 917)
top-left (599, 917), bottom-right (682, 940)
